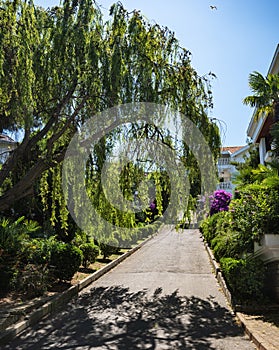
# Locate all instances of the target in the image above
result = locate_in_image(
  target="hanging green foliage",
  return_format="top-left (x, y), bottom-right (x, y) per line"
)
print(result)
top-left (0, 0), bottom-right (220, 240)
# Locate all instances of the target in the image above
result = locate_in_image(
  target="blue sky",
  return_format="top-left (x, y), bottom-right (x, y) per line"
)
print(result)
top-left (35, 0), bottom-right (279, 146)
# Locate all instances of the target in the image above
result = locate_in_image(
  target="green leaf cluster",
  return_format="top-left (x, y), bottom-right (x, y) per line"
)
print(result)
top-left (0, 1), bottom-right (220, 244)
top-left (220, 257), bottom-right (265, 302)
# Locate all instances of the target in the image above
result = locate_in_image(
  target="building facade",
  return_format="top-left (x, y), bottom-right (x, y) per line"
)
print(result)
top-left (217, 145), bottom-right (249, 193)
top-left (246, 44), bottom-right (279, 164)
top-left (0, 134), bottom-right (17, 164)
top-left (246, 44), bottom-right (279, 301)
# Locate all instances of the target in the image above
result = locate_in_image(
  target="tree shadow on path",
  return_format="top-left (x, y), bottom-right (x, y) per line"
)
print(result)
top-left (6, 286), bottom-right (250, 350)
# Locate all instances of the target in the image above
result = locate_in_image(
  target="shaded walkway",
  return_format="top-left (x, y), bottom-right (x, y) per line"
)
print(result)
top-left (5, 227), bottom-right (256, 349)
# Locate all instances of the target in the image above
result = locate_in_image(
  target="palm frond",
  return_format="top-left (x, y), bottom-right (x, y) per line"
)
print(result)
top-left (243, 72), bottom-right (279, 120)
top-left (243, 95), bottom-right (267, 108)
top-left (248, 71), bottom-right (269, 95)
top-left (243, 96), bottom-right (272, 120)
top-left (251, 164), bottom-right (274, 183)
top-left (267, 74), bottom-right (279, 102)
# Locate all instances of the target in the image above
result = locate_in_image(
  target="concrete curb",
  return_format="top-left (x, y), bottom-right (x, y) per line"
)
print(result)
top-left (235, 313), bottom-right (270, 350)
top-left (202, 233), bottom-right (275, 350)
top-left (203, 240), bottom-right (233, 307)
top-left (0, 229), bottom-right (159, 345)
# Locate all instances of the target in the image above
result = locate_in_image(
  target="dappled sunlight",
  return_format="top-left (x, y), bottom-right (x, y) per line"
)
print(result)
top-left (6, 285), bottom-right (250, 350)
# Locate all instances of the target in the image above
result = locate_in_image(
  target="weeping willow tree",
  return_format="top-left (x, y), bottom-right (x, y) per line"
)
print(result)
top-left (0, 0), bottom-right (220, 239)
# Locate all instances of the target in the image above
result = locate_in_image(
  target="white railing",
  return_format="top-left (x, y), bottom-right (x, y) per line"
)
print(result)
top-left (218, 158), bottom-right (231, 166)
top-left (217, 182), bottom-right (233, 190)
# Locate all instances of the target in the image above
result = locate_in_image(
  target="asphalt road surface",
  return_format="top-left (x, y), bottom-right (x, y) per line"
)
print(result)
top-left (6, 226), bottom-right (256, 349)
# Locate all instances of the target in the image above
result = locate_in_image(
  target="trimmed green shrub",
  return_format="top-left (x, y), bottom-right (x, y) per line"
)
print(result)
top-left (79, 242), bottom-right (99, 268)
top-left (151, 221), bottom-right (163, 233)
top-left (16, 263), bottom-right (50, 298)
top-left (201, 179), bottom-right (279, 261)
top-left (20, 237), bottom-right (58, 265)
top-left (207, 210), bottom-right (253, 261)
top-left (220, 257), bottom-right (266, 301)
top-left (211, 231), bottom-right (238, 261)
top-left (112, 229), bottom-right (134, 249)
top-left (0, 258), bottom-right (18, 293)
top-left (199, 212), bottom-right (223, 246)
top-left (49, 243), bottom-right (83, 281)
top-left (134, 227), bottom-right (146, 240)
top-left (116, 235), bottom-right (133, 249)
top-left (2, 237), bottom-right (58, 295)
top-left (239, 183), bottom-right (279, 239)
top-left (200, 189), bottom-right (273, 260)
top-left (99, 237), bottom-right (119, 259)
top-left (153, 221), bottom-right (163, 231)
top-left (139, 224), bottom-right (155, 239)
top-left (200, 164), bottom-right (279, 303)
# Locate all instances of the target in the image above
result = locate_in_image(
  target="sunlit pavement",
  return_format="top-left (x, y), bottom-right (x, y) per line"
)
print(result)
top-left (5, 227), bottom-right (256, 349)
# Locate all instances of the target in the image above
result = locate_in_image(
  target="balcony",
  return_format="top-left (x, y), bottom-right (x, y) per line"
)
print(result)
top-left (217, 158), bottom-right (234, 172)
top-left (218, 158), bottom-right (230, 166)
top-left (216, 181), bottom-right (233, 192)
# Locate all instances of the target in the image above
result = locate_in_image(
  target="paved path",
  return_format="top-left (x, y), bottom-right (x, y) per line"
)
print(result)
top-left (5, 227), bottom-right (256, 349)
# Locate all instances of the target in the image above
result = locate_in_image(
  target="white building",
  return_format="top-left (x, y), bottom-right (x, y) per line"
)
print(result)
top-left (247, 44), bottom-right (279, 164)
top-left (0, 134), bottom-right (17, 164)
top-left (245, 44), bottom-right (279, 301)
top-left (217, 145), bottom-right (249, 193)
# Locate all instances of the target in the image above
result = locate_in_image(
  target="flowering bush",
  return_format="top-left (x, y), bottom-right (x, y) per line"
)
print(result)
top-left (209, 190), bottom-right (232, 216)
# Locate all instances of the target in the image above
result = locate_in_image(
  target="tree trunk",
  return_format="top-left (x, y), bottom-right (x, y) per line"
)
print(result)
top-left (0, 152), bottom-right (65, 212)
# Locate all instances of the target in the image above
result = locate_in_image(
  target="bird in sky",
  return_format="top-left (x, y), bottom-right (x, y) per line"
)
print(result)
top-left (210, 5), bottom-right (217, 10)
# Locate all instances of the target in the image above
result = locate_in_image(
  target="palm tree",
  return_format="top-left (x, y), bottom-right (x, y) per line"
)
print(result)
top-left (243, 71), bottom-right (279, 121)
top-left (244, 71), bottom-right (279, 159)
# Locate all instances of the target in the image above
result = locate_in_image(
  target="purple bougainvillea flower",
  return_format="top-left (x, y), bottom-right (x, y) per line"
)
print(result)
top-left (149, 202), bottom-right (156, 211)
top-left (209, 190), bottom-right (232, 216)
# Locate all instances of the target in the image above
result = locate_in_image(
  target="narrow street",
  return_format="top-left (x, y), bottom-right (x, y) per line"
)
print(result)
top-left (6, 226), bottom-right (256, 349)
